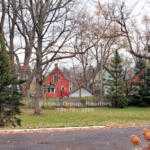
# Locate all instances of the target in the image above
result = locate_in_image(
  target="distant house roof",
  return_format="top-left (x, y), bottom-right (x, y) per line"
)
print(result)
top-left (69, 87), bottom-right (93, 97)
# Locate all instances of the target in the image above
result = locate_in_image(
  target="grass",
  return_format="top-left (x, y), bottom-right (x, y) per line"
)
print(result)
top-left (13, 107), bottom-right (150, 129)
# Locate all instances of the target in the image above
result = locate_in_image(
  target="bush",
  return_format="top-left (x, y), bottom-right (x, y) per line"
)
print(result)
top-left (128, 95), bottom-right (150, 107)
top-left (128, 95), bottom-right (141, 106)
top-left (111, 97), bottom-right (128, 108)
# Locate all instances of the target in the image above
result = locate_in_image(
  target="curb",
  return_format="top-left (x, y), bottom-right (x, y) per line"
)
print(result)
top-left (0, 126), bottom-right (106, 134)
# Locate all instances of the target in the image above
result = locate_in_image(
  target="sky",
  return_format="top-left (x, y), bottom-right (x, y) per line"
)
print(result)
top-left (82, 0), bottom-right (150, 18)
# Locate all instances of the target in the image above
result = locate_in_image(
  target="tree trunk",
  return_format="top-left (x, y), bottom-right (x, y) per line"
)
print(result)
top-left (34, 79), bottom-right (42, 114)
top-left (99, 59), bottom-right (104, 101)
top-left (34, 37), bottom-right (43, 115)
top-left (22, 48), bottom-right (33, 97)
top-left (79, 87), bottom-right (82, 99)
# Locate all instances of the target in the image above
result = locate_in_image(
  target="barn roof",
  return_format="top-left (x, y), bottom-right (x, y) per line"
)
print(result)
top-left (44, 64), bottom-right (70, 84)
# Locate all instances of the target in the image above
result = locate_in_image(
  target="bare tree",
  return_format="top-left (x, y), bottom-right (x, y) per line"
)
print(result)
top-left (89, 1), bottom-right (123, 100)
top-left (73, 11), bottom-right (95, 89)
top-left (0, 0), bottom-right (6, 34)
top-left (21, 0), bottom-right (79, 114)
top-left (1, 0), bottom-right (94, 114)
top-left (8, 0), bottom-right (36, 96)
top-left (97, 0), bottom-right (150, 59)
top-left (71, 5), bottom-right (124, 100)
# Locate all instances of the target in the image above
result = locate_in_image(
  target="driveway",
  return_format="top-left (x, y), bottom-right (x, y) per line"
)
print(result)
top-left (0, 127), bottom-right (146, 150)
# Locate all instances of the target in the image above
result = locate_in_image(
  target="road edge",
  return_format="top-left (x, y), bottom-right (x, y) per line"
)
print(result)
top-left (0, 126), bottom-right (106, 134)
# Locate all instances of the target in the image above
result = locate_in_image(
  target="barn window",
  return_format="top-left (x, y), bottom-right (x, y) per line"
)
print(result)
top-left (54, 75), bottom-right (59, 83)
top-left (61, 87), bottom-right (64, 92)
top-left (48, 84), bottom-right (55, 93)
top-left (52, 75), bottom-right (59, 84)
top-left (60, 87), bottom-right (65, 96)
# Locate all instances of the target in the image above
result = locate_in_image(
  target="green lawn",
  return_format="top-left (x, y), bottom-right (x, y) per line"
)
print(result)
top-left (14, 107), bottom-right (150, 129)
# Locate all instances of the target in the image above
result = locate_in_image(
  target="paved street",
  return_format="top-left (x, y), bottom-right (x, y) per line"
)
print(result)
top-left (0, 127), bottom-right (146, 150)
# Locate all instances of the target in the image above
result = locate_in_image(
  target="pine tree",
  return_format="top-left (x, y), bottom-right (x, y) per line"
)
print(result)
top-left (134, 59), bottom-right (145, 75)
top-left (139, 66), bottom-right (150, 106)
top-left (0, 33), bottom-right (23, 127)
top-left (106, 50), bottom-right (128, 108)
top-left (130, 59), bottom-right (145, 106)
top-left (140, 44), bottom-right (150, 106)
top-left (131, 57), bottom-right (150, 106)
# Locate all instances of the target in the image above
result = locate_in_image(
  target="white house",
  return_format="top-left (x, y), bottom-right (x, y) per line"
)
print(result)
top-left (69, 88), bottom-right (93, 97)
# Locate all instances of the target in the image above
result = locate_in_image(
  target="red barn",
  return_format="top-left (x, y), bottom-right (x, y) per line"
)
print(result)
top-left (44, 64), bottom-right (70, 98)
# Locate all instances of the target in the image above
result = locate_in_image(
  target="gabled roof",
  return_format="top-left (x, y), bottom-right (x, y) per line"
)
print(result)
top-left (70, 86), bottom-right (92, 94)
top-left (47, 64), bottom-right (69, 81)
top-left (69, 87), bottom-right (93, 97)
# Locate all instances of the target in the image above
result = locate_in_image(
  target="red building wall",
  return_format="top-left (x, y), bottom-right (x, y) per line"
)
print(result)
top-left (44, 65), bottom-right (70, 98)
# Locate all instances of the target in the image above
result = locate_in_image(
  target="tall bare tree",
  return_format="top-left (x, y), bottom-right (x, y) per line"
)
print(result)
top-left (0, 0), bottom-right (6, 34)
top-left (97, 0), bottom-right (150, 59)
top-left (1, 0), bottom-right (89, 114)
top-left (73, 11), bottom-right (95, 89)
top-left (21, 0), bottom-right (79, 114)
top-left (89, 1), bottom-right (123, 100)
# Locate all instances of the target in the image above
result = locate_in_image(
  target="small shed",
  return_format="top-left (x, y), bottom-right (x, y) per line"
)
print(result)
top-left (69, 88), bottom-right (92, 97)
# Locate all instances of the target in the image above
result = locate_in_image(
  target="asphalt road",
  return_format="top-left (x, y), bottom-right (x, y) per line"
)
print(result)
top-left (0, 127), bottom-right (146, 150)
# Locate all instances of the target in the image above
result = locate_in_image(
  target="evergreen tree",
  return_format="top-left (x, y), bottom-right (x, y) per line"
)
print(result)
top-left (106, 50), bottom-right (128, 108)
top-left (129, 59), bottom-right (145, 106)
top-left (131, 57), bottom-right (150, 106)
top-left (140, 44), bottom-right (150, 106)
top-left (0, 33), bottom-right (23, 127)
top-left (134, 59), bottom-right (145, 75)
top-left (138, 65), bottom-right (150, 106)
